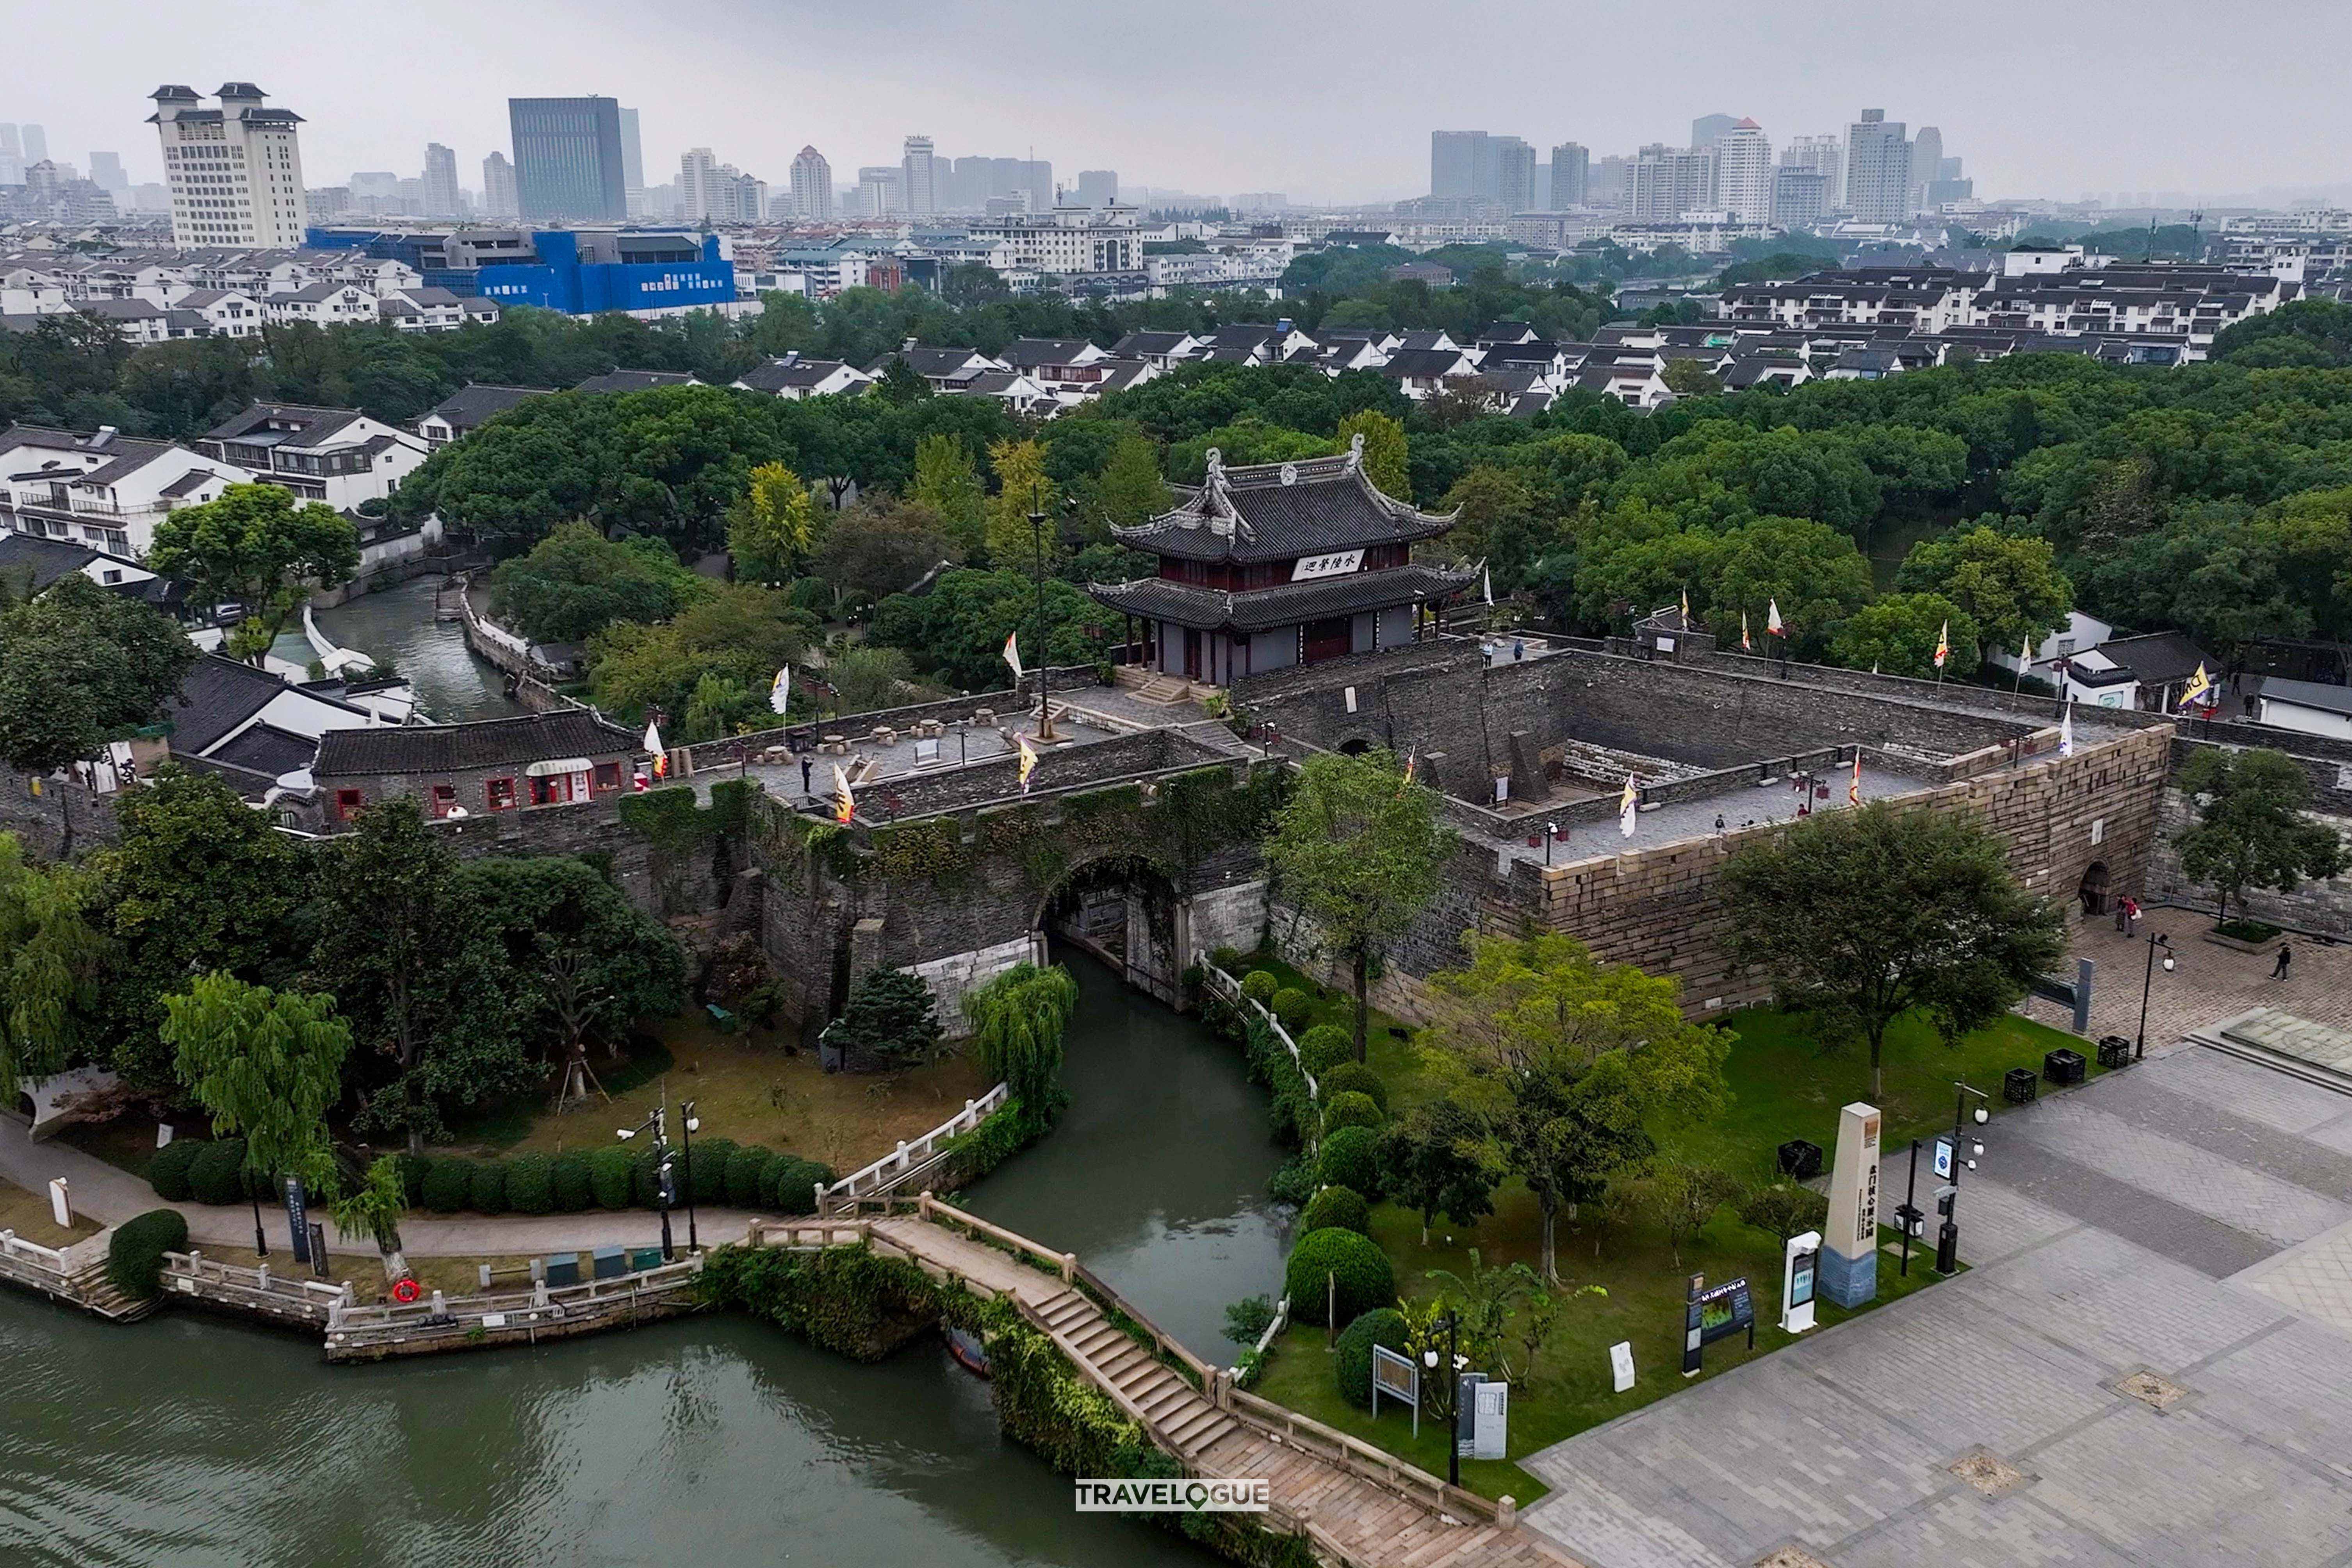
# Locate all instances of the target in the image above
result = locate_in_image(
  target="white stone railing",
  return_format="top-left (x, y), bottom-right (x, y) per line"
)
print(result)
top-left (821, 1082), bottom-right (1011, 1211)
top-left (1200, 960), bottom-right (1320, 1105)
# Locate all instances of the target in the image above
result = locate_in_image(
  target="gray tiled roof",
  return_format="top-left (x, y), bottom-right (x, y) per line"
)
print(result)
top-left (570, 370), bottom-right (698, 394)
top-left (1112, 449), bottom-right (1455, 563)
top-left (313, 709), bottom-right (637, 779)
top-left (422, 384), bottom-right (548, 430)
top-left (1088, 562), bottom-right (1477, 632)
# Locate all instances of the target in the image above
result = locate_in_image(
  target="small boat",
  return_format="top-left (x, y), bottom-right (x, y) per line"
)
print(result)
top-left (946, 1326), bottom-right (991, 1379)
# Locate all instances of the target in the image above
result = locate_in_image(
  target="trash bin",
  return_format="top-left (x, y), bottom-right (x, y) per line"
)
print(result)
top-left (628, 1245), bottom-right (663, 1272)
top-left (2096, 1035), bottom-right (2133, 1069)
top-left (2003, 1067), bottom-right (2038, 1105)
top-left (2043, 1048), bottom-right (2087, 1087)
top-left (543, 1253), bottom-right (581, 1287)
top-left (1776, 1139), bottom-right (1824, 1180)
top-left (591, 1244), bottom-right (627, 1280)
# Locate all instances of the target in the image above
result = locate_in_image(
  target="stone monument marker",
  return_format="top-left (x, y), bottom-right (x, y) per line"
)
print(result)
top-left (1820, 1101), bottom-right (1881, 1307)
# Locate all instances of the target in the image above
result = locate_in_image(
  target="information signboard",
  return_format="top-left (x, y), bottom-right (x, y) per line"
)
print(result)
top-left (1370, 1344), bottom-right (1420, 1435)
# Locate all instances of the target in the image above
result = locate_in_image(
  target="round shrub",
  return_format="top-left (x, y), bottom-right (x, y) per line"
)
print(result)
top-left (504, 1153), bottom-right (554, 1216)
top-left (687, 1136), bottom-right (737, 1206)
top-left (588, 1146), bottom-right (635, 1211)
top-left (1334, 1306), bottom-right (1411, 1409)
top-left (550, 1152), bottom-right (595, 1213)
top-left (469, 1159), bottom-right (510, 1216)
top-left (1271, 987), bottom-right (1314, 1032)
top-left (187, 1138), bottom-right (248, 1206)
top-left (1322, 1091), bottom-right (1383, 1136)
top-left (1317, 1062), bottom-right (1388, 1113)
top-left (420, 1157), bottom-right (475, 1214)
top-left (1318, 1124), bottom-right (1383, 1199)
top-left (725, 1146), bottom-right (777, 1208)
top-left (1240, 969), bottom-right (1279, 1005)
top-left (1285, 1227), bottom-right (1396, 1328)
top-left (770, 1156), bottom-right (834, 1215)
top-left (148, 1138), bottom-right (203, 1202)
top-left (1299, 1184), bottom-right (1370, 1236)
top-left (106, 1209), bottom-right (189, 1301)
top-left (1297, 1024), bottom-right (1352, 1075)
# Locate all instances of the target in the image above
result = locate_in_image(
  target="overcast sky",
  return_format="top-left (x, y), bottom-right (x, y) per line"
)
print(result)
top-left (13, 0), bottom-right (2350, 206)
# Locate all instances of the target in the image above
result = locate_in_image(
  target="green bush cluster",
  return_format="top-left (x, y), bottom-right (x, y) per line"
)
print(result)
top-left (1284, 1226), bottom-right (1396, 1327)
top-left (1317, 1124), bottom-right (1383, 1197)
top-left (1270, 987), bottom-right (1315, 1031)
top-left (1317, 1062), bottom-right (1388, 1113)
top-left (107, 1209), bottom-right (190, 1301)
top-left (187, 1138), bottom-right (251, 1206)
top-left (1240, 969), bottom-right (1279, 1005)
top-left (147, 1138), bottom-right (204, 1202)
top-left (505, 1152), bottom-right (555, 1215)
top-left (1296, 1024), bottom-right (1352, 1075)
top-left (1298, 1184), bottom-right (1370, 1236)
top-left (1321, 1091), bottom-right (1383, 1136)
top-left (1244, 1017), bottom-right (1318, 1149)
top-left (1333, 1307), bottom-right (1411, 1409)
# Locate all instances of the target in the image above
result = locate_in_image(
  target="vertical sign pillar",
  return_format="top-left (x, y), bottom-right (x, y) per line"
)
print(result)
top-left (1819, 1102), bottom-right (1881, 1308)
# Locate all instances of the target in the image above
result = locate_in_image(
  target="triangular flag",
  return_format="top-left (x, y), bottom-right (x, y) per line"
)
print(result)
top-left (1400, 746), bottom-right (1418, 792)
top-left (769, 666), bottom-right (791, 715)
top-left (1016, 734), bottom-right (1039, 795)
top-left (1679, 588), bottom-right (1690, 624)
top-left (1766, 599), bottom-right (1784, 636)
top-left (2021, 632), bottom-right (2034, 666)
top-left (2059, 699), bottom-right (2075, 757)
top-left (1618, 772), bottom-right (1639, 839)
top-left (644, 719), bottom-right (668, 778)
top-left (831, 764), bottom-right (855, 825)
top-left (1848, 749), bottom-right (1862, 806)
top-left (1002, 631), bottom-right (1023, 681)
top-left (1741, 609), bottom-right (1752, 652)
top-left (1933, 619), bottom-right (1950, 669)
top-left (1482, 567), bottom-right (1494, 607)
top-left (2177, 663), bottom-right (2212, 712)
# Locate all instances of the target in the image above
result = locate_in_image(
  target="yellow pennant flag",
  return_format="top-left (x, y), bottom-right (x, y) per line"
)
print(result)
top-left (1618, 772), bottom-right (1639, 839)
top-left (1017, 734), bottom-right (1039, 795)
top-left (1933, 619), bottom-right (1950, 670)
top-left (1741, 609), bottom-right (1751, 651)
top-left (1848, 750), bottom-right (1862, 806)
top-left (2177, 663), bottom-right (2213, 712)
top-left (831, 764), bottom-right (855, 825)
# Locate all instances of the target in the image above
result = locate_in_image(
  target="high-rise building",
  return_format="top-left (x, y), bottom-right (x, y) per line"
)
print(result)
top-left (1842, 109), bottom-right (1912, 224)
top-left (1549, 142), bottom-right (1589, 208)
top-left (1075, 169), bottom-right (1118, 208)
top-left (618, 107), bottom-right (645, 219)
top-left (790, 146), bottom-right (832, 219)
top-left (680, 147), bottom-right (719, 220)
top-left (1627, 143), bottom-right (1716, 223)
top-left (1771, 166), bottom-right (1830, 229)
top-left (901, 135), bottom-right (937, 217)
top-left (1430, 131), bottom-right (1485, 199)
top-left (1493, 137), bottom-right (1536, 212)
top-left (0, 127), bottom-right (18, 159)
top-left (852, 166), bottom-right (902, 216)
top-left (148, 84), bottom-right (308, 248)
top-left (422, 142), bottom-right (460, 216)
top-left (20, 124), bottom-right (46, 162)
top-left (1690, 114), bottom-right (1738, 148)
top-left (1908, 126), bottom-right (1943, 214)
top-left (1781, 135), bottom-right (1845, 210)
top-left (88, 151), bottom-right (128, 194)
top-left (481, 151), bottom-right (517, 217)
top-left (1593, 154), bottom-right (1630, 214)
top-left (508, 96), bottom-right (627, 223)
top-left (1713, 118), bottom-right (1773, 223)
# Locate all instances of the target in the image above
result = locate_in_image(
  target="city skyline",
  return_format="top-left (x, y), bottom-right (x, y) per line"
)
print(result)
top-left (9, 0), bottom-right (2352, 209)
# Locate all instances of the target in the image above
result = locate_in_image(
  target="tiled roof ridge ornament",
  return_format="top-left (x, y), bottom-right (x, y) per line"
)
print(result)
top-left (1346, 431), bottom-right (1365, 472)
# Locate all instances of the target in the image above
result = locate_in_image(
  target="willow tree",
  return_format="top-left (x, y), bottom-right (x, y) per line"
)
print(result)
top-left (0, 835), bottom-right (105, 1101)
top-left (328, 1153), bottom-right (411, 1285)
top-left (965, 961), bottom-right (1080, 1133)
top-left (164, 973), bottom-right (351, 1198)
top-left (1263, 749), bottom-right (1450, 1063)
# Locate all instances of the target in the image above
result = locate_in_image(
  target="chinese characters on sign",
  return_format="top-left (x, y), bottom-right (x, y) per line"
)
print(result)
top-left (1290, 549), bottom-right (1365, 581)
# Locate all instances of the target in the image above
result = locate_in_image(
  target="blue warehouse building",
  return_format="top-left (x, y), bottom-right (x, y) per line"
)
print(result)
top-left (304, 227), bottom-right (739, 317)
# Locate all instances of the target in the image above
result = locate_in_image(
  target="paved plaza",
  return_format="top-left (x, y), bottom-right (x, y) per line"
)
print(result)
top-left (2021, 917), bottom-right (2352, 1044)
top-left (1522, 1040), bottom-right (2352, 1568)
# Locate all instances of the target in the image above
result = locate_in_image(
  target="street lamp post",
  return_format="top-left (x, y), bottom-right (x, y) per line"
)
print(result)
top-left (2134, 932), bottom-right (2175, 1062)
top-left (1937, 1082), bottom-right (1990, 1274)
top-left (679, 1099), bottom-right (701, 1252)
top-left (1423, 1310), bottom-right (1463, 1488)
top-left (1028, 485), bottom-right (1057, 743)
top-left (617, 1104), bottom-right (676, 1261)
top-left (1544, 820), bottom-right (1559, 866)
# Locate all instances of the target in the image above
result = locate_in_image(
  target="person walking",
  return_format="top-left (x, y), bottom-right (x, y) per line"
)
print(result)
top-left (2114, 898), bottom-right (2128, 933)
top-left (2274, 942), bottom-right (2293, 981)
top-left (799, 755), bottom-right (814, 800)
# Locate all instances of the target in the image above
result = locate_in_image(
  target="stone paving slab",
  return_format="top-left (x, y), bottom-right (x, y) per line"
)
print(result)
top-left (2127, 1047), bottom-right (2352, 1136)
top-left (1828, 1491), bottom-right (2144, 1568)
top-left (1970, 1136), bottom-right (2280, 1279)
top-left (2019, 920), bottom-right (2352, 1047)
top-left (2190, 1319), bottom-right (2352, 1483)
top-left (1965, 1222), bottom-right (2286, 1370)
top-left (2062, 1070), bottom-right (2352, 1194)
top-left (2231, 1214), bottom-right (2352, 1343)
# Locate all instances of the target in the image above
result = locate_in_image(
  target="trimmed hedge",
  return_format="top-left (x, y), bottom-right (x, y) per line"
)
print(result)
top-left (1334, 1307), bottom-right (1411, 1409)
top-left (187, 1138), bottom-right (249, 1206)
top-left (590, 1146), bottom-right (636, 1210)
top-left (469, 1159), bottom-right (510, 1216)
top-left (1297, 1024), bottom-right (1352, 1076)
top-left (1270, 987), bottom-right (1314, 1031)
top-left (1317, 1062), bottom-right (1388, 1112)
top-left (726, 1146), bottom-right (777, 1207)
top-left (107, 1209), bottom-right (189, 1302)
top-left (1318, 1124), bottom-right (1383, 1198)
top-left (420, 1158), bottom-right (474, 1214)
top-left (148, 1138), bottom-right (204, 1202)
top-left (1240, 969), bottom-right (1279, 1005)
top-left (504, 1152), bottom-right (554, 1215)
top-left (770, 1156), bottom-right (835, 1215)
top-left (1285, 1227), bottom-right (1395, 1328)
top-left (1299, 1184), bottom-right (1370, 1236)
top-left (687, 1136), bottom-right (738, 1206)
top-left (1322, 1091), bottom-right (1383, 1135)
top-left (551, 1152), bottom-right (595, 1213)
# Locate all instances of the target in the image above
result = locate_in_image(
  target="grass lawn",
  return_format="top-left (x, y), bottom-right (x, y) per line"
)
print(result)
top-left (495, 1011), bottom-right (996, 1173)
top-left (1228, 950), bottom-right (2071, 1501)
top-left (0, 1178), bottom-right (102, 1247)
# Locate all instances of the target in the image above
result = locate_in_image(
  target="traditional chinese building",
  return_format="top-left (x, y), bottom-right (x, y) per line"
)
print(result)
top-left (1087, 435), bottom-right (1473, 685)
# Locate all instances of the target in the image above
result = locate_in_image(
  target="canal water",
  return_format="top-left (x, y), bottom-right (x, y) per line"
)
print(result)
top-left (311, 575), bottom-right (524, 723)
top-left (0, 955), bottom-right (1288, 1568)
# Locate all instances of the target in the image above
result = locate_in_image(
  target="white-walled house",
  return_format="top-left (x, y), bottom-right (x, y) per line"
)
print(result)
top-left (166, 288), bottom-right (266, 337)
top-left (199, 403), bottom-right (429, 513)
top-left (2247, 677), bottom-right (2352, 740)
top-left (264, 282), bottom-right (378, 328)
top-left (0, 425), bottom-right (243, 558)
top-left (732, 355), bottom-right (875, 401)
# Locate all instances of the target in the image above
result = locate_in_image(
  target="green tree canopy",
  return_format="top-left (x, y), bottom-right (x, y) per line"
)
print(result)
top-left (0, 836), bottom-right (104, 1100)
top-left (1828, 592), bottom-right (1979, 680)
top-left (164, 972), bottom-right (351, 1194)
top-left (588, 585), bottom-right (814, 733)
top-left (909, 432), bottom-right (988, 560)
top-left (1894, 524), bottom-right (2071, 654)
top-left (148, 483), bottom-right (360, 662)
top-left (727, 460), bottom-right (820, 587)
top-left (490, 521), bottom-right (706, 644)
top-left (1722, 801), bottom-right (2067, 1099)
top-left (2174, 747), bottom-right (2347, 927)
top-left (965, 961), bottom-right (1080, 1131)
top-left (985, 437), bottom-right (1061, 577)
top-left (1336, 409), bottom-right (1411, 499)
top-left (0, 574), bottom-right (194, 789)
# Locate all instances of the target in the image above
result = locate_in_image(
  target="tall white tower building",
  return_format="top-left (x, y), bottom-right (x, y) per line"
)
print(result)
top-left (790, 146), bottom-right (832, 219)
top-left (901, 135), bottom-right (937, 217)
top-left (1712, 118), bottom-right (1774, 224)
top-left (149, 83), bottom-right (308, 249)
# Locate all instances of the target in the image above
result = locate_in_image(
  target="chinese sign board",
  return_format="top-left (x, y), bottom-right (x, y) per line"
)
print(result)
top-left (1290, 549), bottom-right (1365, 581)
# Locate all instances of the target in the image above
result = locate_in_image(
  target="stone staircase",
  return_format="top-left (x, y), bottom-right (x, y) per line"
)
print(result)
top-left (1032, 1287), bottom-right (1241, 1458)
top-left (1112, 667), bottom-right (1213, 707)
